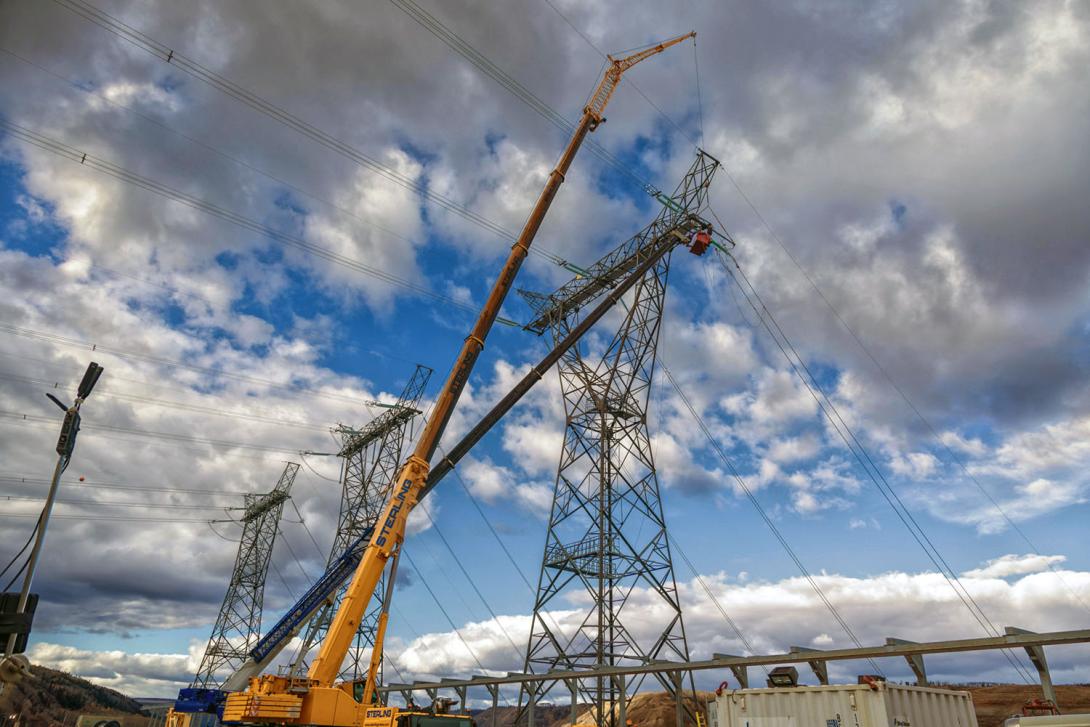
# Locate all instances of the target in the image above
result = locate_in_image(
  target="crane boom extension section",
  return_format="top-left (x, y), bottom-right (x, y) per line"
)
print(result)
top-left (221, 31), bottom-right (696, 727)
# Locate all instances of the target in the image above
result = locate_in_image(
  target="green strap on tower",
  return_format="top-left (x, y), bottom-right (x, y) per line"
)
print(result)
top-left (655, 192), bottom-right (684, 214)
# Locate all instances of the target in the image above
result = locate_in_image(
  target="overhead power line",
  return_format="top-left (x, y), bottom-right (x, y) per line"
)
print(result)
top-left (0, 371), bottom-right (332, 433)
top-left (0, 45), bottom-right (550, 270)
top-left (400, 549), bottom-right (510, 704)
top-left (1, 121), bottom-right (519, 327)
top-left (0, 474), bottom-right (248, 498)
top-left (707, 208), bottom-right (1090, 618)
top-left (660, 361), bottom-right (884, 676)
top-left (0, 512), bottom-right (216, 523)
top-left (0, 322), bottom-right (372, 407)
top-left (0, 409), bottom-right (307, 454)
top-left (49, 0), bottom-right (566, 270)
top-left (1, 494), bottom-right (229, 511)
top-left (714, 253), bottom-right (1035, 684)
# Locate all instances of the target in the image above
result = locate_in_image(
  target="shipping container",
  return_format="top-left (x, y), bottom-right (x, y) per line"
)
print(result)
top-left (1003, 716), bottom-right (1090, 727)
top-left (707, 681), bottom-right (978, 727)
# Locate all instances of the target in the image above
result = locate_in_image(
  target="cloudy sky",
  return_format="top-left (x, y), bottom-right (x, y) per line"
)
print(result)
top-left (1, 0), bottom-right (1088, 701)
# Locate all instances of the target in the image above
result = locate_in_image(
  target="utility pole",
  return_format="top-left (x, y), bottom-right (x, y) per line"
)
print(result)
top-left (0, 361), bottom-right (103, 683)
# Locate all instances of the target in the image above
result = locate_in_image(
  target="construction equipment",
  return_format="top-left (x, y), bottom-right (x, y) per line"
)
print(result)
top-left (215, 30), bottom-right (697, 727)
top-left (169, 197), bottom-right (711, 723)
top-left (170, 369), bottom-right (429, 722)
top-left (290, 365), bottom-right (432, 683)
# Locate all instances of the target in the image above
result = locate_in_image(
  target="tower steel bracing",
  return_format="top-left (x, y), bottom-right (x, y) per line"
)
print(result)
top-left (192, 461), bottom-right (299, 689)
top-left (291, 364), bottom-right (432, 683)
top-left (517, 152), bottom-right (720, 726)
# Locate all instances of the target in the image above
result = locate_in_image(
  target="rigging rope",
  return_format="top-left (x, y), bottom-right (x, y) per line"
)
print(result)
top-left (659, 361), bottom-right (885, 677)
top-left (400, 549), bottom-right (512, 705)
top-left (714, 249), bottom-right (1036, 683)
top-left (693, 36), bottom-right (705, 148)
top-left (418, 505), bottom-right (525, 663)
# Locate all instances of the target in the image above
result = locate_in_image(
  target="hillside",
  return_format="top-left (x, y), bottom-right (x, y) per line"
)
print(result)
top-left (0, 665), bottom-right (150, 727)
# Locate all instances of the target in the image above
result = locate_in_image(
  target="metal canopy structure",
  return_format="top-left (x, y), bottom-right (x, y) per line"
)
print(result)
top-left (516, 151), bottom-right (721, 726)
top-left (191, 462), bottom-right (299, 689)
top-left (290, 364), bottom-right (431, 681)
top-left (380, 628), bottom-right (1090, 727)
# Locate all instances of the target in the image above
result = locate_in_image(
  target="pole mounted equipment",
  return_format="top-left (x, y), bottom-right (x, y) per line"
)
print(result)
top-left (220, 30), bottom-right (698, 727)
top-left (2, 361), bottom-right (104, 669)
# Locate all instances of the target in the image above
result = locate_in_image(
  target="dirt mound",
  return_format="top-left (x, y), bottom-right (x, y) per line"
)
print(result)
top-left (0, 664), bottom-right (150, 727)
top-left (473, 690), bottom-right (715, 727)
top-left (572, 691), bottom-right (715, 727)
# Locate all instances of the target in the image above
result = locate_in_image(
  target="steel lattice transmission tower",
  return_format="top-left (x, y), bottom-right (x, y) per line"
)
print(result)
top-left (192, 462), bottom-right (299, 689)
top-left (291, 364), bottom-right (432, 682)
top-left (518, 151), bottom-right (720, 725)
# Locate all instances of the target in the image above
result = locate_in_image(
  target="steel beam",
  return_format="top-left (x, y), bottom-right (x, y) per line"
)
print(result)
top-left (377, 628), bottom-right (1090, 695)
top-left (672, 671), bottom-right (684, 727)
top-left (613, 673), bottom-right (627, 727)
top-left (1006, 627), bottom-right (1057, 705)
top-left (789, 646), bottom-right (828, 685)
top-left (712, 653), bottom-right (748, 689)
top-left (487, 683), bottom-right (499, 727)
top-left (566, 678), bottom-right (578, 726)
top-left (886, 638), bottom-right (927, 685)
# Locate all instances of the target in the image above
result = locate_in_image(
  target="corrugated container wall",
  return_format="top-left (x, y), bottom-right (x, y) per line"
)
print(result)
top-left (708, 682), bottom-right (978, 727)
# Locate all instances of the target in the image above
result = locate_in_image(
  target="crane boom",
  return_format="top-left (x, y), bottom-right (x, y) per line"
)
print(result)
top-left (585, 32), bottom-right (695, 122)
top-left (220, 31), bottom-right (696, 726)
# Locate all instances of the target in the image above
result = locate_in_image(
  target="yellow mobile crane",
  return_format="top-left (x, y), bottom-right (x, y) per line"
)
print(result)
top-left (217, 31), bottom-right (696, 727)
